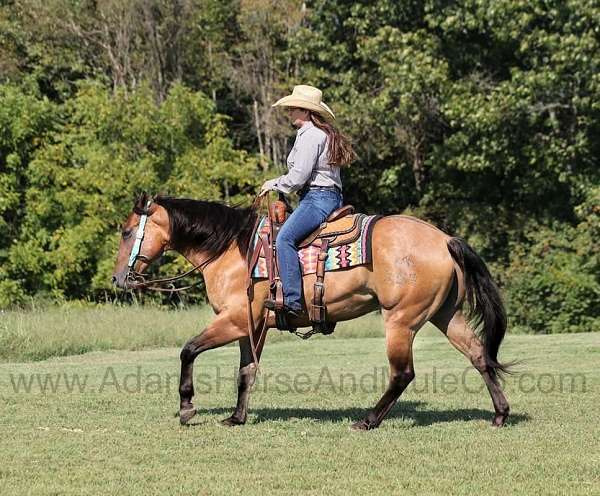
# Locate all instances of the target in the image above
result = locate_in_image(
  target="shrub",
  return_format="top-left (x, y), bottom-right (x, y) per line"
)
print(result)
top-left (505, 205), bottom-right (599, 334)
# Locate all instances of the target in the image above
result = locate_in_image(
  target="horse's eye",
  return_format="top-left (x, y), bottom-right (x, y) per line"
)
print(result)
top-left (122, 229), bottom-right (133, 240)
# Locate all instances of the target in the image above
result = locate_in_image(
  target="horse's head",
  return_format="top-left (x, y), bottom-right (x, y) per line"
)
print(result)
top-left (112, 193), bottom-right (171, 289)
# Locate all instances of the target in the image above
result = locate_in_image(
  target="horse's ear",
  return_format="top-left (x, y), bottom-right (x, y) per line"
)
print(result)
top-left (147, 199), bottom-right (159, 215)
top-left (133, 191), bottom-right (150, 214)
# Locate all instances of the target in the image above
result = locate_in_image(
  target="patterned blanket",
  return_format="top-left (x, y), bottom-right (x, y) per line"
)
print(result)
top-left (251, 214), bottom-right (381, 278)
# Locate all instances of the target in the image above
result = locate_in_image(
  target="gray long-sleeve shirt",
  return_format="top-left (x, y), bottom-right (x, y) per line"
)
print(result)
top-left (269, 121), bottom-right (342, 194)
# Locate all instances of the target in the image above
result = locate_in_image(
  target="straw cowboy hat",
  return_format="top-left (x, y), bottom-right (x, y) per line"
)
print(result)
top-left (272, 85), bottom-right (335, 121)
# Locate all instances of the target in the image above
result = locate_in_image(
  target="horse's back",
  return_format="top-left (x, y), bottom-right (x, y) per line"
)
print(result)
top-left (371, 214), bottom-right (452, 261)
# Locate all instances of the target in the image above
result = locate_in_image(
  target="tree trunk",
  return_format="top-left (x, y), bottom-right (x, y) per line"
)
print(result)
top-left (253, 100), bottom-right (266, 170)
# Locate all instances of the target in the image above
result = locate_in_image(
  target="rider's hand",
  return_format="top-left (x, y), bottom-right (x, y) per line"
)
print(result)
top-left (259, 179), bottom-right (278, 196)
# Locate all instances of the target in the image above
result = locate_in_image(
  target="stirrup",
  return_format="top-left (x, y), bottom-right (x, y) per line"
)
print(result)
top-left (311, 321), bottom-right (336, 335)
top-left (275, 310), bottom-right (295, 332)
top-left (289, 321), bottom-right (336, 340)
top-left (264, 299), bottom-right (280, 311)
top-left (265, 300), bottom-right (305, 317)
top-left (268, 303), bottom-right (306, 332)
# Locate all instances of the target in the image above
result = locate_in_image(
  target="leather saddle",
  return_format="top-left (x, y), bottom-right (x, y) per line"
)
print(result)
top-left (299, 205), bottom-right (359, 248)
top-left (256, 198), bottom-right (358, 337)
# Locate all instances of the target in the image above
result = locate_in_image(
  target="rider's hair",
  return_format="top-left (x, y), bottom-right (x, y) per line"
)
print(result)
top-left (309, 112), bottom-right (357, 167)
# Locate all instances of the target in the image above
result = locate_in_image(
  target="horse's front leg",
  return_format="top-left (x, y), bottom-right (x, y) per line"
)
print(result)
top-left (179, 318), bottom-right (247, 425)
top-left (221, 328), bottom-right (267, 426)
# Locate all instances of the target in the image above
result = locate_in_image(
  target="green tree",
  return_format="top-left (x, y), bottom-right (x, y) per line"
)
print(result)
top-left (1, 83), bottom-right (259, 305)
top-left (0, 83), bottom-right (59, 306)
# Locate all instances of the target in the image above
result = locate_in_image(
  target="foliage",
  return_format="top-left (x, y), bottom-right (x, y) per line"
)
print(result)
top-left (0, 0), bottom-right (598, 332)
top-left (0, 82), bottom-right (259, 303)
top-left (505, 223), bottom-right (599, 334)
top-left (290, 0), bottom-right (600, 331)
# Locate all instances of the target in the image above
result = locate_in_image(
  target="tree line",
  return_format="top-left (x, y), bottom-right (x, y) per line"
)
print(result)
top-left (0, 0), bottom-right (598, 333)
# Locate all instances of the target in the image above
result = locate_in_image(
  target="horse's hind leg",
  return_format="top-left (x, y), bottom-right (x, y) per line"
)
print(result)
top-left (351, 314), bottom-right (416, 431)
top-left (432, 309), bottom-right (510, 426)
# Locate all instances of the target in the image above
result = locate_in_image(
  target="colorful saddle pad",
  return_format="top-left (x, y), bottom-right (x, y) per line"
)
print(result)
top-left (251, 214), bottom-right (381, 278)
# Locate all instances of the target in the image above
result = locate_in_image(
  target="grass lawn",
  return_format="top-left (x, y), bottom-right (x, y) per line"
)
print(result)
top-left (0, 309), bottom-right (598, 495)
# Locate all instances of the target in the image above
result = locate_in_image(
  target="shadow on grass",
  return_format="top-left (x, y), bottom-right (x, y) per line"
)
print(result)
top-left (193, 401), bottom-right (529, 427)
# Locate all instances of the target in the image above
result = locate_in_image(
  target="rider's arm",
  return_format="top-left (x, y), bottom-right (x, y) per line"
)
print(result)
top-left (267, 129), bottom-right (324, 194)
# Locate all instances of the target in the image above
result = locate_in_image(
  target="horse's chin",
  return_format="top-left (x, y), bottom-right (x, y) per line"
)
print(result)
top-left (112, 271), bottom-right (134, 290)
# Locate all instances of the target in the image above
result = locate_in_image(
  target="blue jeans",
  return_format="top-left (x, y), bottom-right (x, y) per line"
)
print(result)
top-left (276, 188), bottom-right (343, 311)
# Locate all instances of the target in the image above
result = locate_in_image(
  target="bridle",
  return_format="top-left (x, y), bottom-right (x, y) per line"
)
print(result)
top-left (123, 198), bottom-right (217, 292)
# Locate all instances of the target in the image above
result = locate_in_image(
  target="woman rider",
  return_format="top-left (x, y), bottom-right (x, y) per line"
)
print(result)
top-left (260, 85), bottom-right (356, 319)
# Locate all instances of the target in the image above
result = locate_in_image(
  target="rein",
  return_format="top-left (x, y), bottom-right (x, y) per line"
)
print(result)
top-left (246, 194), bottom-right (272, 369)
top-left (125, 259), bottom-right (214, 293)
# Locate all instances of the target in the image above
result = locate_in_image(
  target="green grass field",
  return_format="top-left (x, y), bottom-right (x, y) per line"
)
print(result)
top-left (0, 307), bottom-right (598, 495)
top-left (0, 305), bottom-right (386, 362)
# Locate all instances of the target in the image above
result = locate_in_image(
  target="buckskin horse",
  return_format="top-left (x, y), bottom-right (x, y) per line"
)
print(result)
top-left (112, 193), bottom-right (510, 430)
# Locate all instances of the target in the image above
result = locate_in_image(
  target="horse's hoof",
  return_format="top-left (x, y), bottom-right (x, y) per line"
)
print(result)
top-left (350, 420), bottom-right (373, 431)
top-left (492, 414), bottom-right (508, 427)
top-left (220, 416), bottom-right (245, 427)
top-left (179, 408), bottom-right (197, 425)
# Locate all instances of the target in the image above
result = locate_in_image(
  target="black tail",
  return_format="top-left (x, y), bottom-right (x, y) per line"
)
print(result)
top-left (447, 237), bottom-right (510, 381)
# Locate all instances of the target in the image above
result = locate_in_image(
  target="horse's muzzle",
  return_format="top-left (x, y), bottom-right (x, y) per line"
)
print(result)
top-left (112, 271), bottom-right (129, 289)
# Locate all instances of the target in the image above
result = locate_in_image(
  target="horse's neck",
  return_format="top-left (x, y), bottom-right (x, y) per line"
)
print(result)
top-left (181, 244), bottom-right (247, 312)
top-left (180, 248), bottom-right (218, 270)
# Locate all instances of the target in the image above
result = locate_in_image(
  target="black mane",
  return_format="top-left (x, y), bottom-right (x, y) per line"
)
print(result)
top-left (134, 194), bottom-right (257, 256)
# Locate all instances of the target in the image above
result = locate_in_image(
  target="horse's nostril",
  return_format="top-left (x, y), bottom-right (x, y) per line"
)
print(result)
top-left (111, 276), bottom-right (118, 285)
